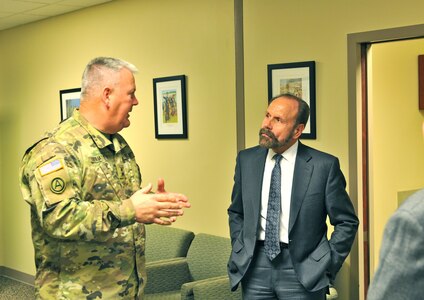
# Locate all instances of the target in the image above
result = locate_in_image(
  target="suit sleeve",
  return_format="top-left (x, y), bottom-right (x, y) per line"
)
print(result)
top-left (228, 153), bottom-right (244, 245)
top-left (367, 209), bottom-right (424, 300)
top-left (325, 158), bottom-right (359, 278)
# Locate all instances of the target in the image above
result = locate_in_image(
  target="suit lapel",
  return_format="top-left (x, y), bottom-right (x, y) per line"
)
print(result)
top-left (248, 147), bottom-right (267, 231)
top-left (289, 143), bottom-right (313, 233)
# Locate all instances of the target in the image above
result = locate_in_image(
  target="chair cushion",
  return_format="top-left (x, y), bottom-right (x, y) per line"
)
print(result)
top-left (144, 290), bottom-right (181, 300)
top-left (145, 258), bottom-right (191, 294)
top-left (145, 225), bottom-right (195, 262)
top-left (186, 233), bottom-right (232, 281)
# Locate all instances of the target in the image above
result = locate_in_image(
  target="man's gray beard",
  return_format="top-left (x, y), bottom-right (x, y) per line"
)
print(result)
top-left (259, 128), bottom-right (293, 149)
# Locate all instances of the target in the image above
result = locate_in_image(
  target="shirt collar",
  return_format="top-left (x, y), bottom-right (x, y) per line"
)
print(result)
top-left (267, 140), bottom-right (299, 163)
top-left (72, 109), bottom-right (115, 150)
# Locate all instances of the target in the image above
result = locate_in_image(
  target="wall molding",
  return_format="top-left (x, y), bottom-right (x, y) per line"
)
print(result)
top-left (0, 266), bottom-right (34, 286)
top-left (234, 0), bottom-right (245, 152)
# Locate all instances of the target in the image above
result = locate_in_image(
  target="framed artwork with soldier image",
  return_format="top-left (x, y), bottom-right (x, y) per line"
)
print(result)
top-left (153, 75), bottom-right (187, 139)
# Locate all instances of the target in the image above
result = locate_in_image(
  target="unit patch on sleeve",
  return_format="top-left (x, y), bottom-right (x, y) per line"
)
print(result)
top-left (35, 158), bottom-right (73, 207)
top-left (50, 177), bottom-right (66, 194)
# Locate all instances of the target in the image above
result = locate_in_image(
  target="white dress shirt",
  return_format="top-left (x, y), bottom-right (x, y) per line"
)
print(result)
top-left (258, 141), bottom-right (298, 243)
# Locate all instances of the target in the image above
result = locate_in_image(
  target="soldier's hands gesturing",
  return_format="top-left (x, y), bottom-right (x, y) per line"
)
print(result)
top-left (130, 179), bottom-right (190, 225)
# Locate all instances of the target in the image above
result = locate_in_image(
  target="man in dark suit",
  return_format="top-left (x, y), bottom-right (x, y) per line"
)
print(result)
top-left (227, 94), bottom-right (359, 299)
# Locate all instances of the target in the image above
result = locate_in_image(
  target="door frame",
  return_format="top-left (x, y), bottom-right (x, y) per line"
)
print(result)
top-left (347, 24), bottom-right (424, 299)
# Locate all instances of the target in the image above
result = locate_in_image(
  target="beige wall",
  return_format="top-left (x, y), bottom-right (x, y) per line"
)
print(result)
top-left (0, 47), bottom-right (5, 267)
top-left (0, 0), bottom-right (236, 276)
top-left (0, 117), bottom-right (3, 267)
top-left (368, 39), bottom-right (424, 273)
top-left (2, 0), bottom-right (424, 298)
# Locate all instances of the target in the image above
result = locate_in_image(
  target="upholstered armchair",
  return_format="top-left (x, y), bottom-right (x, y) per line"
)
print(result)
top-left (145, 224), bottom-right (195, 263)
top-left (144, 233), bottom-right (241, 300)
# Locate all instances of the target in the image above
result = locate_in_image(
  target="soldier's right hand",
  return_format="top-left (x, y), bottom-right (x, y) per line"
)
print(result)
top-left (130, 183), bottom-right (190, 225)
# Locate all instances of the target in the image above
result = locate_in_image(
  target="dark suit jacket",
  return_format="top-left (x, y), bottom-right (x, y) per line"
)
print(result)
top-left (227, 142), bottom-right (359, 292)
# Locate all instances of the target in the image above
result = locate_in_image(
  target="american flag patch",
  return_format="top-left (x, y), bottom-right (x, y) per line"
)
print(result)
top-left (39, 159), bottom-right (63, 176)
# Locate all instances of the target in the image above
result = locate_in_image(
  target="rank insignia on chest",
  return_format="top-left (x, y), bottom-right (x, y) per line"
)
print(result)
top-left (90, 156), bottom-right (102, 163)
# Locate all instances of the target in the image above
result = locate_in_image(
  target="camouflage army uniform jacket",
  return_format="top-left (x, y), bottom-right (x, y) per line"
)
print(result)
top-left (20, 110), bottom-right (146, 299)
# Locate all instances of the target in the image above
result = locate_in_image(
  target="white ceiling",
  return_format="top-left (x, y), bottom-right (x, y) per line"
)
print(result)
top-left (0, 0), bottom-right (114, 31)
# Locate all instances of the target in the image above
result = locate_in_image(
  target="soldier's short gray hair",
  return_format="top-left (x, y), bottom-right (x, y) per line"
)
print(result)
top-left (81, 57), bottom-right (138, 98)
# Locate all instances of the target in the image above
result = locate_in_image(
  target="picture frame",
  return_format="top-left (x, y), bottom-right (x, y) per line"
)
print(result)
top-left (153, 75), bottom-right (188, 139)
top-left (267, 61), bottom-right (316, 139)
top-left (60, 88), bottom-right (81, 121)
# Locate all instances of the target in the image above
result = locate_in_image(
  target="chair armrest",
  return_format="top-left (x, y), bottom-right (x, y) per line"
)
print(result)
top-left (146, 257), bottom-right (187, 266)
top-left (145, 258), bottom-right (192, 294)
top-left (181, 275), bottom-right (241, 300)
top-left (192, 275), bottom-right (242, 300)
top-left (326, 285), bottom-right (339, 300)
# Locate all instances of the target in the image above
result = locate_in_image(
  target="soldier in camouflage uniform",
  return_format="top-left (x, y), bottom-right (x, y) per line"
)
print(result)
top-left (19, 57), bottom-right (190, 299)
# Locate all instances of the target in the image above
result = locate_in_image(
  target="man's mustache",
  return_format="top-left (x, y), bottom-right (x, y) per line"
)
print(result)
top-left (259, 128), bottom-right (277, 140)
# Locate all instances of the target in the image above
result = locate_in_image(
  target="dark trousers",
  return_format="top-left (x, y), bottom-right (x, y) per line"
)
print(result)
top-left (241, 243), bottom-right (326, 300)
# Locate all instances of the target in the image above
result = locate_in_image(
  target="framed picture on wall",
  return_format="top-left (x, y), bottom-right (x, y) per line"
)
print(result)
top-left (267, 61), bottom-right (316, 139)
top-left (60, 88), bottom-right (81, 121)
top-left (153, 75), bottom-right (188, 139)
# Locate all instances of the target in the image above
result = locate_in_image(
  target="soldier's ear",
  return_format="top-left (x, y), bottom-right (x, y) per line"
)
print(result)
top-left (102, 87), bottom-right (111, 109)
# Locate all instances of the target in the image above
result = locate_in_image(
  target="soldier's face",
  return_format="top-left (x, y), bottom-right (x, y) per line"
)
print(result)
top-left (107, 68), bottom-right (138, 133)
